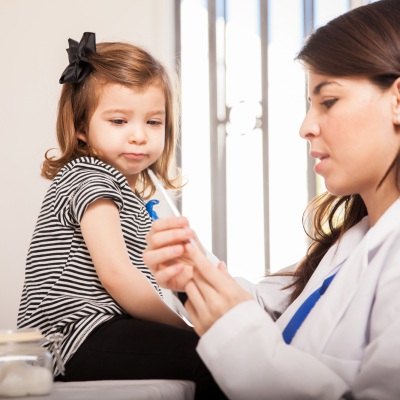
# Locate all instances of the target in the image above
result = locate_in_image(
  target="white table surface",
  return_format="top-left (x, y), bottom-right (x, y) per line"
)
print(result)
top-left (2, 379), bottom-right (195, 400)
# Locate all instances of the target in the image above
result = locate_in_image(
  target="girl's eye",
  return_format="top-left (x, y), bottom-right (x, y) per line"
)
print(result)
top-left (320, 99), bottom-right (337, 109)
top-left (147, 120), bottom-right (162, 126)
top-left (111, 119), bottom-right (125, 125)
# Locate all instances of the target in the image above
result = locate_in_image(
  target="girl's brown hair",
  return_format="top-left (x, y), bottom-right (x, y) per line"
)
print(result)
top-left (282, 0), bottom-right (400, 303)
top-left (42, 41), bottom-right (181, 198)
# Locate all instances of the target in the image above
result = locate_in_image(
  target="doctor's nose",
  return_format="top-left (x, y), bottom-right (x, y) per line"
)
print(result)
top-left (299, 110), bottom-right (320, 140)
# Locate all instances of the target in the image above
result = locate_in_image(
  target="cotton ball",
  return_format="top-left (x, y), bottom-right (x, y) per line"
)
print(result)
top-left (0, 361), bottom-right (29, 397)
top-left (26, 366), bottom-right (53, 395)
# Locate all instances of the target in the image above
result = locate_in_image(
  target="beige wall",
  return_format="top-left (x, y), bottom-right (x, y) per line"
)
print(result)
top-left (0, 0), bottom-right (175, 329)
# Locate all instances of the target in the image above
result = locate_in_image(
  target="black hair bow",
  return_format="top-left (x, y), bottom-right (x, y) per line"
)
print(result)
top-left (59, 32), bottom-right (96, 84)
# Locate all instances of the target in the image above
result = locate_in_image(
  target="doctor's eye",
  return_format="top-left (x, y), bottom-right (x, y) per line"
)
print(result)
top-left (320, 99), bottom-right (337, 110)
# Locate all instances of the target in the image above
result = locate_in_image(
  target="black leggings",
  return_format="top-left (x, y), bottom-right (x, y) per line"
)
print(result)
top-left (55, 315), bottom-right (227, 399)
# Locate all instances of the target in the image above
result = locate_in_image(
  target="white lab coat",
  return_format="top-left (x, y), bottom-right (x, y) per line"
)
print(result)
top-left (177, 198), bottom-right (400, 399)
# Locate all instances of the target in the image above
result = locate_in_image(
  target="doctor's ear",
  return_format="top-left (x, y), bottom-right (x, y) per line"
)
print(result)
top-left (391, 77), bottom-right (400, 126)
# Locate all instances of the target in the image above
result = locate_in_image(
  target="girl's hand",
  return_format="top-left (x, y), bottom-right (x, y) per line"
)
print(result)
top-left (143, 216), bottom-right (198, 292)
top-left (183, 242), bottom-right (252, 336)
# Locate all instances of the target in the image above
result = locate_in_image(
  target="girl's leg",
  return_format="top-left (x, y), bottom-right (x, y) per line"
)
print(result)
top-left (55, 315), bottom-right (227, 399)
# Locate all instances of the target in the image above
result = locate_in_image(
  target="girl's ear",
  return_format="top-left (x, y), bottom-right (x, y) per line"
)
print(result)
top-left (77, 131), bottom-right (87, 143)
top-left (392, 77), bottom-right (400, 126)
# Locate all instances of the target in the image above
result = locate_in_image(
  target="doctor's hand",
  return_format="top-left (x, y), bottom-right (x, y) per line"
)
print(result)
top-left (143, 216), bottom-right (198, 292)
top-left (183, 242), bottom-right (253, 336)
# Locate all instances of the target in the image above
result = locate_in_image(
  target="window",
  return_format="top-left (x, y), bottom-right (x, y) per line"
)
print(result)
top-left (177, 0), bottom-right (370, 280)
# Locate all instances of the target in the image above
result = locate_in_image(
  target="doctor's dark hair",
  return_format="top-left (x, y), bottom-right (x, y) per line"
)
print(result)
top-left (282, 0), bottom-right (400, 303)
top-left (42, 41), bottom-right (181, 198)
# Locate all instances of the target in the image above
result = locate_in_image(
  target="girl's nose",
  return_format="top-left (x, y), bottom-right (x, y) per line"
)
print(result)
top-left (128, 128), bottom-right (147, 144)
top-left (299, 108), bottom-right (320, 140)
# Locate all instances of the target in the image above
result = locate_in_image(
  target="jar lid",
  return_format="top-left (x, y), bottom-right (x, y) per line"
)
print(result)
top-left (0, 328), bottom-right (44, 343)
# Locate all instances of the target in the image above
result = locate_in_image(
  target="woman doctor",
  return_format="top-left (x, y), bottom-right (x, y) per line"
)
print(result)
top-left (143, 1), bottom-right (400, 399)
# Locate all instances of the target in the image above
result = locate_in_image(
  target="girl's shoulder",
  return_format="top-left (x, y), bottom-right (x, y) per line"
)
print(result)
top-left (55, 157), bottom-right (127, 187)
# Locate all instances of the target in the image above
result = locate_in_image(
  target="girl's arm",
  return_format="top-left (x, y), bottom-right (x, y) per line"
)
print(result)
top-left (80, 198), bottom-right (190, 330)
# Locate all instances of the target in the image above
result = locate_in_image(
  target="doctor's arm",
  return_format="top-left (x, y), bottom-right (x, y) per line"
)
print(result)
top-left (350, 250), bottom-right (400, 399)
top-left (183, 242), bottom-right (350, 400)
top-left (80, 198), bottom-right (189, 329)
top-left (143, 216), bottom-right (296, 320)
top-left (184, 242), bottom-right (252, 335)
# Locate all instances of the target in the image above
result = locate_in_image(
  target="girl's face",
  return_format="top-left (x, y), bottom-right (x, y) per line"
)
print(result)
top-left (300, 72), bottom-right (400, 202)
top-left (79, 83), bottom-right (166, 189)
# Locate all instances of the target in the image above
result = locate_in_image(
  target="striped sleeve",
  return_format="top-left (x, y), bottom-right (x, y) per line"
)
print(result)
top-left (54, 169), bottom-right (124, 228)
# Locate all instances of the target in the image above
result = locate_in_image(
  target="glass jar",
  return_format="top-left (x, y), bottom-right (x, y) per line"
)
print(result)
top-left (0, 329), bottom-right (53, 397)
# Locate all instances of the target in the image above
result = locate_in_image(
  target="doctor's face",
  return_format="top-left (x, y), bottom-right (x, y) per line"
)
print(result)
top-left (299, 71), bottom-right (400, 198)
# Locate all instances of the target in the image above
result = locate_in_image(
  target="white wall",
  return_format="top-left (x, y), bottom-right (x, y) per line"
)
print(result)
top-left (0, 0), bottom-right (175, 329)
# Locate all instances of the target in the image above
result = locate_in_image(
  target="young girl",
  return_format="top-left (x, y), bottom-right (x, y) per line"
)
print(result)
top-left (17, 32), bottom-right (226, 399)
top-left (143, 0), bottom-right (400, 398)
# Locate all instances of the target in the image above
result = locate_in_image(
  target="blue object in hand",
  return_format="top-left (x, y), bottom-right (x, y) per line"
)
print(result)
top-left (146, 199), bottom-right (160, 221)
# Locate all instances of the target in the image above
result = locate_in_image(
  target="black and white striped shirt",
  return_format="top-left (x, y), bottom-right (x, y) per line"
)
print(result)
top-left (17, 157), bottom-right (161, 375)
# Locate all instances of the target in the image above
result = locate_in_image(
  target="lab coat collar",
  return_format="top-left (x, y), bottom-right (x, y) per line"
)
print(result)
top-left (368, 197), bottom-right (400, 252)
top-left (276, 215), bottom-right (369, 332)
top-left (277, 197), bottom-right (400, 355)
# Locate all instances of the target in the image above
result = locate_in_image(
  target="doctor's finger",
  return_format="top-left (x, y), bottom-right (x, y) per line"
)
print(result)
top-left (192, 271), bottom-right (241, 320)
top-left (192, 269), bottom-right (221, 300)
top-left (153, 263), bottom-right (184, 283)
top-left (150, 216), bottom-right (190, 234)
top-left (185, 281), bottom-right (214, 334)
top-left (185, 242), bottom-right (231, 289)
top-left (143, 244), bottom-right (185, 272)
top-left (187, 244), bottom-right (253, 310)
top-left (146, 227), bottom-right (195, 251)
top-left (185, 298), bottom-right (206, 336)
top-left (185, 279), bottom-right (215, 317)
top-left (186, 278), bottom-right (227, 334)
